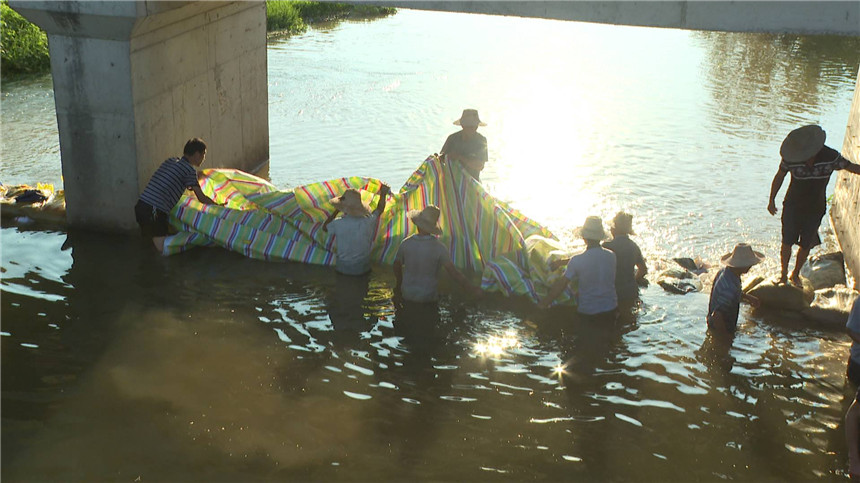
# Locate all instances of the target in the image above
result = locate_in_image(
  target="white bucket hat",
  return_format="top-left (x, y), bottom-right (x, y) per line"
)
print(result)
top-left (720, 243), bottom-right (765, 268)
top-left (453, 109), bottom-right (486, 127)
top-left (574, 216), bottom-right (607, 241)
top-left (408, 205), bottom-right (443, 235)
top-left (780, 124), bottom-right (825, 165)
top-left (330, 189), bottom-right (371, 217)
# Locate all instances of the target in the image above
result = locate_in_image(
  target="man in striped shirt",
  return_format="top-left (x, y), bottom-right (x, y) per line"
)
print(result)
top-left (768, 125), bottom-right (860, 286)
top-left (134, 138), bottom-right (219, 252)
top-left (707, 243), bottom-right (763, 334)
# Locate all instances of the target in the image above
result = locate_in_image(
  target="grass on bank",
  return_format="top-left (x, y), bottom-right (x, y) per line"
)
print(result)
top-left (1, 0), bottom-right (51, 76)
top-left (266, 1), bottom-right (396, 35)
top-left (0, 1), bottom-right (396, 79)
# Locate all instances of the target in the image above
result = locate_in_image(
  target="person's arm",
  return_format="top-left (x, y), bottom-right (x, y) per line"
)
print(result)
top-left (550, 257), bottom-right (571, 272)
top-left (707, 309), bottom-right (729, 332)
top-left (322, 209), bottom-right (340, 232)
top-left (443, 260), bottom-right (482, 297)
top-left (848, 329), bottom-right (860, 346)
top-left (847, 396), bottom-right (860, 478)
top-left (373, 184), bottom-right (391, 217)
top-left (635, 248), bottom-right (648, 283)
top-left (846, 163), bottom-right (860, 175)
top-left (741, 293), bottom-right (760, 308)
top-left (768, 168), bottom-right (788, 215)
top-left (192, 183), bottom-right (219, 205)
top-left (538, 276), bottom-right (570, 309)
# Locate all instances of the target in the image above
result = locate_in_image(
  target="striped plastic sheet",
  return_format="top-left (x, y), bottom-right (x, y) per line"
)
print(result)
top-left (163, 156), bottom-right (574, 304)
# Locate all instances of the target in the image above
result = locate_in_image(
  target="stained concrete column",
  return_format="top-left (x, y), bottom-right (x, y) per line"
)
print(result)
top-left (831, 68), bottom-right (860, 289)
top-left (9, 1), bottom-right (269, 231)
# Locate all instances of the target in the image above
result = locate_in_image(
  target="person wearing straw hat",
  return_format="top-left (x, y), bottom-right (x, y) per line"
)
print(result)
top-left (323, 184), bottom-right (391, 276)
top-left (393, 205), bottom-right (480, 306)
top-left (767, 125), bottom-right (860, 286)
top-left (603, 211), bottom-right (648, 304)
top-left (440, 108), bottom-right (489, 180)
top-left (538, 216), bottom-right (618, 320)
top-left (707, 243), bottom-right (764, 334)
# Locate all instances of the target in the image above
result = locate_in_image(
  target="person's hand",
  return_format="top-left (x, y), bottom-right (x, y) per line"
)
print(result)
top-left (537, 299), bottom-right (550, 310)
top-left (379, 183), bottom-right (391, 196)
top-left (767, 200), bottom-right (777, 216)
top-left (550, 258), bottom-right (568, 271)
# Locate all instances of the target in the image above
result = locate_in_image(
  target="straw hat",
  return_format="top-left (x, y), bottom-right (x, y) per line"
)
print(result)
top-left (408, 205), bottom-right (442, 235)
top-left (574, 216), bottom-right (607, 241)
top-left (611, 212), bottom-right (635, 236)
top-left (330, 189), bottom-right (371, 217)
top-left (453, 109), bottom-right (486, 127)
top-left (780, 124), bottom-right (825, 164)
top-left (720, 243), bottom-right (765, 268)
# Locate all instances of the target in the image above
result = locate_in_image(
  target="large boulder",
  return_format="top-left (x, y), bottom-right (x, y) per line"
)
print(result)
top-left (747, 280), bottom-right (814, 312)
top-left (800, 252), bottom-right (846, 290)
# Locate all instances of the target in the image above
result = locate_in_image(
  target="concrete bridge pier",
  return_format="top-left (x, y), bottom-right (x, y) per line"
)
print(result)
top-left (9, 1), bottom-right (269, 231)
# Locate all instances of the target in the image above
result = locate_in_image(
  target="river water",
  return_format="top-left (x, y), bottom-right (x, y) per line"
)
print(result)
top-left (2, 9), bottom-right (859, 481)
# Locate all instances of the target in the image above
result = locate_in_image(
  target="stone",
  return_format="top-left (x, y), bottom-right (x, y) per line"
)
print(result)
top-left (747, 281), bottom-right (814, 312)
top-left (811, 285), bottom-right (859, 313)
top-left (800, 253), bottom-right (846, 290)
top-left (657, 268), bottom-right (702, 294)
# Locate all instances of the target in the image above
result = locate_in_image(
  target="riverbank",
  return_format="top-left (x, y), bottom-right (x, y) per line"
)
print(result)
top-left (0, 1), bottom-right (395, 80)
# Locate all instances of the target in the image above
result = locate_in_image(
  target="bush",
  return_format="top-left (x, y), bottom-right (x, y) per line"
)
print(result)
top-left (266, 1), bottom-right (308, 34)
top-left (266, 1), bottom-right (395, 35)
top-left (1, 0), bottom-right (50, 75)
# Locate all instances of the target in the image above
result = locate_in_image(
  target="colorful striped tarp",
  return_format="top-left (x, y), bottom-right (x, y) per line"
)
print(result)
top-left (163, 156), bottom-right (574, 304)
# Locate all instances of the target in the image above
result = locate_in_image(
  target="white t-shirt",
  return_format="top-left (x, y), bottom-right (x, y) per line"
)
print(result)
top-left (328, 213), bottom-right (379, 275)
top-left (846, 297), bottom-right (860, 363)
top-left (563, 246), bottom-right (618, 315)
top-left (394, 234), bottom-right (451, 303)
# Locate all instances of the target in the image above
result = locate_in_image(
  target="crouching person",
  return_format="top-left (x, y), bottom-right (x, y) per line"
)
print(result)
top-left (707, 243), bottom-right (763, 334)
top-left (134, 138), bottom-right (219, 253)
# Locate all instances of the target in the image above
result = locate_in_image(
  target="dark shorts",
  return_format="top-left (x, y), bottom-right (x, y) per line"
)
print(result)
top-left (134, 200), bottom-right (169, 237)
top-left (781, 206), bottom-right (823, 249)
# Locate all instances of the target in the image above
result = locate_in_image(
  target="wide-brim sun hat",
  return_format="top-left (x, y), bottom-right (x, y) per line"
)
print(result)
top-left (330, 189), bottom-right (371, 217)
top-left (453, 108), bottom-right (487, 127)
top-left (780, 124), bottom-right (825, 164)
top-left (611, 212), bottom-right (635, 236)
top-left (720, 243), bottom-right (765, 268)
top-left (408, 205), bottom-right (443, 235)
top-left (574, 215), bottom-right (607, 241)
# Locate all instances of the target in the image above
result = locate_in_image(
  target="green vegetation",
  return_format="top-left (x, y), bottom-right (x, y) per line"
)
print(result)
top-left (1, 0), bottom-right (50, 76)
top-left (0, 1), bottom-right (395, 79)
top-left (266, 1), bottom-right (396, 36)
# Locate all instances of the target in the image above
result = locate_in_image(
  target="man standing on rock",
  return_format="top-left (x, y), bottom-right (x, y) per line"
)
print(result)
top-left (767, 125), bottom-right (860, 286)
